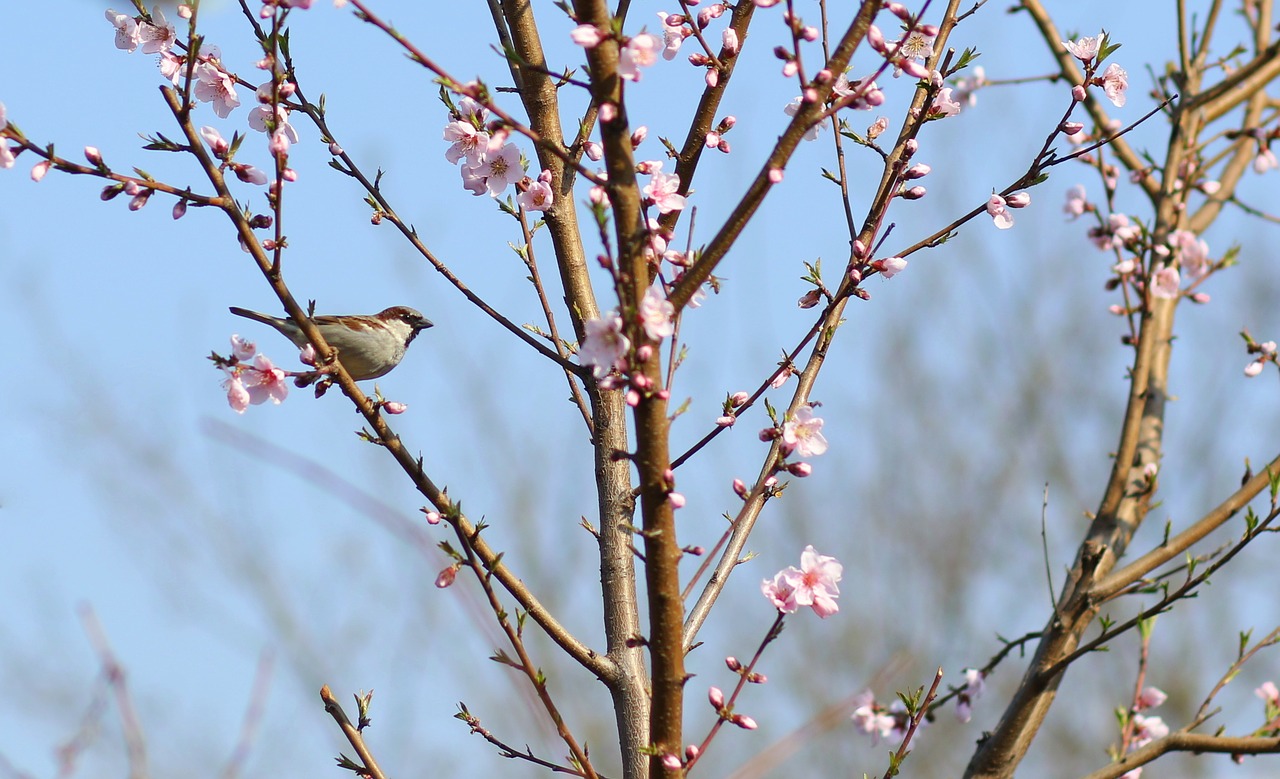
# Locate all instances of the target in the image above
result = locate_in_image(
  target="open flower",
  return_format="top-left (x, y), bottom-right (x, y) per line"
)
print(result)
top-left (782, 405), bottom-right (828, 457)
top-left (579, 310), bottom-right (630, 378)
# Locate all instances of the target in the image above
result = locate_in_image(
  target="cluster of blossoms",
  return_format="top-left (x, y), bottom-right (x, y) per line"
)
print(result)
top-left (442, 96), bottom-right (548, 205)
top-left (1115, 686), bottom-right (1169, 779)
top-left (850, 690), bottom-right (912, 744)
top-left (570, 25), bottom-right (660, 82)
top-left (219, 335), bottom-right (290, 413)
top-left (578, 285), bottom-right (675, 407)
top-left (655, 4), bottom-right (740, 88)
top-left (1242, 335), bottom-right (1277, 378)
top-left (760, 545), bottom-right (842, 617)
top-left (1062, 33), bottom-right (1128, 108)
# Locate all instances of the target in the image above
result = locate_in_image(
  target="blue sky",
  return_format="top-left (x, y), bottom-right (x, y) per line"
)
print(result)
top-left (3, 2), bottom-right (1280, 778)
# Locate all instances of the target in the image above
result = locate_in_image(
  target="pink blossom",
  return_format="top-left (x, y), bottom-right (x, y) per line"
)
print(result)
top-left (106, 9), bottom-right (141, 52)
top-left (435, 565), bottom-right (458, 588)
top-left (656, 12), bottom-right (687, 59)
top-left (1130, 715), bottom-right (1168, 748)
top-left (1245, 360), bottom-right (1265, 377)
top-left (953, 66), bottom-right (986, 107)
top-left (754, 0), bottom-right (782, 6)
top-left (1071, 84), bottom-right (1088, 102)
top-left (139, 6), bottom-right (177, 54)
top-left (194, 62), bottom-right (241, 118)
top-left (1063, 33), bottom-right (1103, 62)
top-left (231, 334), bottom-right (257, 361)
top-left (570, 24), bottom-right (606, 48)
top-left (766, 545), bottom-right (842, 617)
top-left (875, 256), bottom-right (908, 278)
top-left (1255, 682), bottom-right (1279, 704)
top-left (30, 160), bottom-right (51, 182)
top-left (782, 405), bottom-right (828, 457)
top-left (668, 492), bottom-right (686, 509)
top-left (722, 27), bottom-right (739, 54)
top-left (517, 174), bottom-right (554, 212)
top-left (1150, 266), bottom-right (1181, 299)
top-left (1005, 191), bottom-right (1031, 208)
top-left (471, 138), bottom-right (523, 196)
top-left (929, 87), bottom-right (961, 117)
top-left (1254, 147), bottom-right (1278, 174)
top-left (619, 33), bottom-right (660, 81)
top-left (867, 115), bottom-right (889, 139)
top-left (200, 125), bottom-right (230, 155)
top-left (580, 310), bottom-right (630, 378)
top-left (1169, 229), bottom-right (1210, 279)
top-left (644, 170), bottom-right (687, 214)
top-left (224, 374), bottom-right (251, 413)
top-left (382, 401), bottom-right (407, 415)
top-left (244, 354), bottom-right (289, 406)
top-left (660, 754), bottom-right (682, 771)
top-left (1064, 184), bottom-right (1088, 218)
top-left (784, 97), bottom-right (827, 141)
top-left (584, 141), bottom-right (603, 161)
top-left (233, 163), bottom-right (269, 185)
top-left (1101, 62), bottom-right (1128, 107)
top-left (768, 167), bottom-right (784, 183)
top-left (640, 285), bottom-right (675, 341)
top-left (444, 121), bottom-right (489, 167)
top-left (987, 194), bottom-right (1014, 229)
top-left (1136, 686), bottom-right (1167, 711)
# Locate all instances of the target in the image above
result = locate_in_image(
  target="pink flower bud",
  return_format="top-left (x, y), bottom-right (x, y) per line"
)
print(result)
top-left (422, 509), bottom-right (442, 525)
top-left (128, 190), bottom-right (152, 211)
top-left (758, 427), bottom-right (778, 442)
top-left (282, 168), bottom-right (297, 182)
top-left (661, 754), bottom-right (682, 771)
top-left (177, 4), bottom-right (192, 18)
top-left (688, 52), bottom-right (710, 66)
top-left (383, 401), bottom-right (408, 415)
top-left (802, 26), bottom-right (819, 42)
top-left (705, 131), bottom-right (721, 148)
top-left (708, 687), bottom-right (725, 708)
top-left (725, 656), bottom-right (742, 671)
top-left (848, 267), bottom-right (863, 284)
top-left (900, 59), bottom-right (930, 79)
top-left (1005, 191), bottom-right (1031, 208)
top-left (30, 160), bottom-right (51, 182)
top-left (733, 478), bottom-right (748, 498)
top-left (733, 714), bottom-right (758, 730)
top-left (747, 672), bottom-right (767, 684)
top-left (172, 199), bottom-right (188, 219)
top-left (867, 24), bottom-right (886, 53)
top-left (626, 389), bottom-right (640, 407)
top-left (887, 2), bottom-right (911, 20)
top-left (84, 146), bottom-right (102, 166)
top-left (435, 565), bottom-right (459, 588)
top-left (721, 115), bottom-right (736, 129)
top-left (631, 125), bottom-right (648, 148)
top-left (901, 185), bottom-right (926, 199)
top-left (768, 167), bottom-right (784, 183)
top-left (1190, 292), bottom-right (1210, 304)
top-left (903, 138), bottom-right (918, 156)
top-left (730, 392), bottom-right (749, 407)
top-left (637, 344), bottom-right (653, 362)
top-left (101, 184), bottom-right (124, 200)
top-left (1071, 84), bottom-right (1087, 102)
top-left (1061, 121), bottom-right (1084, 135)
top-left (723, 27), bottom-right (739, 54)
top-left (853, 239), bottom-right (868, 258)
top-left (905, 163), bottom-right (931, 179)
top-left (782, 61), bottom-right (798, 78)
top-left (599, 102), bottom-right (617, 123)
top-left (684, 744), bottom-right (700, 761)
top-left (717, 139), bottom-right (731, 154)
top-left (299, 344), bottom-right (318, 365)
top-left (716, 415), bottom-right (736, 427)
top-left (788, 462), bottom-right (813, 477)
top-left (706, 67), bottom-right (720, 88)
top-left (797, 289), bottom-right (822, 308)
top-left (668, 492), bottom-right (686, 509)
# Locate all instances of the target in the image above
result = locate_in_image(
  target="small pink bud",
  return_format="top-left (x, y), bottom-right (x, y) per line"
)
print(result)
top-left (684, 744), bottom-right (700, 761)
top-left (803, 87), bottom-right (819, 103)
top-left (797, 289), bottom-right (822, 309)
top-left (668, 492), bottom-right (686, 509)
top-left (383, 401), bottom-right (408, 415)
top-left (721, 115), bottom-right (736, 129)
top-left (848, 267), bottom-right (863, 284)
top-left (172, 199), bottom-right (188, 219)
top-left (685, 545), bottom-right (704, 556)
top-left (899, 59), bottom-right (930, 79)
top-left (853, 239), bottom-right (868, 258)
top-left (423, 510), bottom-right (442, 525)
top-left (733, 478), bottom-right (748, 498)
top-left (599, 102), bottom-right (617, 123)
top-left (747, 672), bottom-right (767, 684)
top-left (706, 67), bottom-right (720, 88)
top-left (788, 462), bottom-right (813, 477)
top-left (730, 392), bottom-right (749, 407)
top-left (1071, 84), bottom-right (1087, 102)
top-left (278, 81), bottom-right (296, 98)
top-left (329, 141), bottom-right (344, 156)
top-left (688, 52), bottom-right (710, 66)
top-left (767, 167), bottom-right (784, 184)
top-left (764, 475), bottom-right (778, 488)
top-left (435, 565), bottom-right (459, 588)
top-left (124, 180), bottom-right (143, 196)
top-left (282, 168), bottom-right (297, 182)
top-left (585, 141), bottom-right (603, 161)
top-left (1108, 304), bottom-right (1125, 316)
top-left (1061, 120), bottom-right (1084, 135)
top-left (725, 656), bottom-right (742, 671)
top-left (84, 146), bottom-right (102, 166)
top-left (853, 287), bottom-right (871, 300)
top-left (1245, 360), bottom-right (1264, 377)
top-left (733, 714), bottom-right (758, 730)
top-left (717, 139), bottom-right (731, 154)
top-left (1190, 292), bottom-right (1210, 304)
top-left (661, 754), bottom-right (682, 771)
top-left (128, 191), bottom-right (152, 211)
top-left (31, 160), bottom-right (51, 182)
top-left (758, 427), bottom-right (777, 442)
top-left (177, 4), bottom-right (192, 18)
top-left (887, 2), bottom-right (911, 20)
top-left (802, 26), bottom-right (819, 42)
top-left (901, 185), bottom-right (926, 200)
top-left (101, 184), bottom-right (124, 200)
top-left (631, 125), bottom-right (648, 148)
top-left (626, 389), bottom-right (640, 407)
top-left (905, 163), bottom-right (931, 179)
top-left (903, 138), bottom-right (918, 156)
top-left (723, 27), bottom-right (739, 54)
top-left (867, 25), bottom-right (886, 52)
top-left (637, 344), bottom-right (654, 362)
top-left (299, 344), bottom-right (318, 365)
top-left (708, 686), bottom-right (725, 708)
top-left (1005, 191), bottom-right (1031, 208)
top-left (716, 415), bottom-right (736, 427)
top-left (705, 131), bottom-right (721, 148)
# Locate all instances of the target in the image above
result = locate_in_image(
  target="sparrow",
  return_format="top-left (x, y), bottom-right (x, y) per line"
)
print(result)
top-left (229, 305), bottom-right (433, 380)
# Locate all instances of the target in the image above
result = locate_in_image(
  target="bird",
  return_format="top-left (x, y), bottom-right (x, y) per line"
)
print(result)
top-left (228, 305), bottom-right (433, 380)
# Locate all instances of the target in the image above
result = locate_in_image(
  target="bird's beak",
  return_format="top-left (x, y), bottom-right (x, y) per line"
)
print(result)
top-left (418, 318), bottom-right (434, 331)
